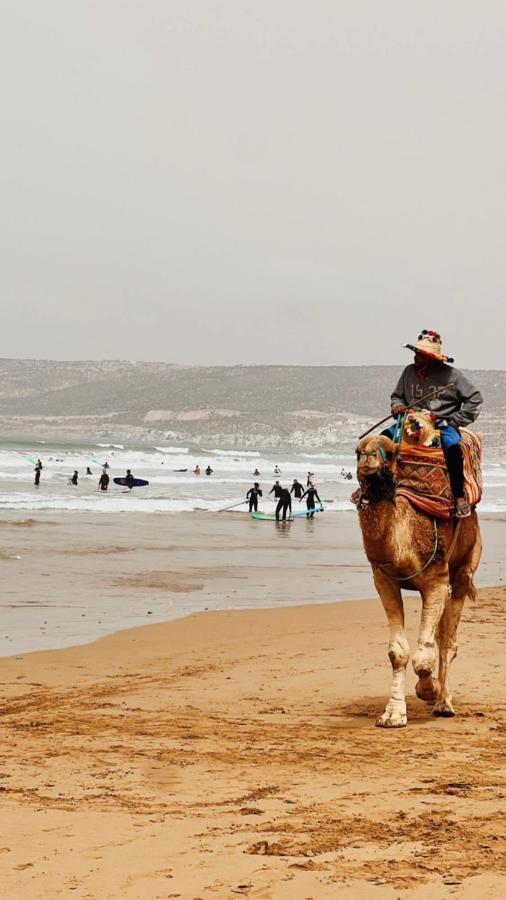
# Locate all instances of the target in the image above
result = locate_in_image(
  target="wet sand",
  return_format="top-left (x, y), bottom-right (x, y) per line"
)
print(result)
top-left (0, 510), bottom-right (505, 654)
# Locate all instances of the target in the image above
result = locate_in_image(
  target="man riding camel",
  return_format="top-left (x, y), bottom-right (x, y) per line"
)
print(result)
top-left (382, 329), bottom-right (482, 518)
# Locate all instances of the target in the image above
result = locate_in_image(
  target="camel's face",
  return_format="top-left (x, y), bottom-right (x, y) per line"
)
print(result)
top-left (356, 436), bottom-right (396, 479)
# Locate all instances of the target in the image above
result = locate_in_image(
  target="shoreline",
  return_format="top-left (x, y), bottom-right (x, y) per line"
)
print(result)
top-left (1, 510), bottom-right (505, 657)
top-left (0, 588), bottom-right (504, 897)
top-left (2, 509), bottom-right (506, 657)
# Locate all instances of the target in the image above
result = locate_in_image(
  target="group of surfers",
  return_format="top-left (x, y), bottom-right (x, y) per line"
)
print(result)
top-left (246, 474), bottom-right (323, 521)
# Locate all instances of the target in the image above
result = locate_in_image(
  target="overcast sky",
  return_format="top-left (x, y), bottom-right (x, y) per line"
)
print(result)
top-left (1, 2), bottom-right (505, 368)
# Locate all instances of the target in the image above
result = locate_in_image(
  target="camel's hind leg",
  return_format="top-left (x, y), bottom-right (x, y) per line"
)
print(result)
top-left (412, 580), bottom-right (448, 705)
top-left (433, 593), bottom-right (464, 717)
top-left (433, 534), bottom-right (482, 717)
top-left (373, 569), bottom-right (410, 728)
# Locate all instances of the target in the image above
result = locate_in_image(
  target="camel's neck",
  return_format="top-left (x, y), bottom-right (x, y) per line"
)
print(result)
top-left (359, 500), bottom-right (401, 564)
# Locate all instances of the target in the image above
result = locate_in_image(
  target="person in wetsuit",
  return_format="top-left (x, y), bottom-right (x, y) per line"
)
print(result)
top-left (246, 482), bottom-right (263, 512)
top-left (70, 470), bottom-right (78, 485)
top-left (290, 479), bottom-right (303, 499)
top-left (269, 480), bottom-right (282, 499)
top-left (301, 484), bottom-right (322, 517)
top-left (253, 468), bottom-right (261, 477)
top-left (274, 465), bottom-right (281, 475)
top-left (125, 469), bottom-right (135, 490)
top-left (276, 487), bottom-right (292, 521)
top-left (98, 470), bottom-right (110, 491)
top-left (205, 465), bottom-right (213, 476)
top-left (34, 460), bottom-right (43, 486)
top-left (86, 466), bottom-right (92, 475)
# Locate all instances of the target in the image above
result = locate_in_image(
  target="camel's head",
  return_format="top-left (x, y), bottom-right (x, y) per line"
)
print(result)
top-left (355, 435), bottom-right (398, 505)
top-left (356, 435), bottom-right (398, 479)
top-left (403, 409), bottom-right (439, 447)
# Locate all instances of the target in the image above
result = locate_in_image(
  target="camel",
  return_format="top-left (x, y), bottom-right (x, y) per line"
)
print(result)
top-left (355, 421), bottom-right (481, 728)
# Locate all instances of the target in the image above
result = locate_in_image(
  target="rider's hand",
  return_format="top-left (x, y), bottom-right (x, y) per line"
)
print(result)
top-left (392, 404), bottom-right (407, 416)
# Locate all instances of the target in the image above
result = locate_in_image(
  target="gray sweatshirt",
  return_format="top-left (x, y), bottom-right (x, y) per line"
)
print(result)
top-left (391, 363), bottom-right (483, 429)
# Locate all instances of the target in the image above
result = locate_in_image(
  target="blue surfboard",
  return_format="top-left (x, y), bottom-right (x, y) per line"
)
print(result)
top-left (113, 477), bottom-right (149, 488)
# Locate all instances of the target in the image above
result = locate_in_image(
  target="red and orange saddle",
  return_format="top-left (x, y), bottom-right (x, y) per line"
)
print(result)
top-left (396, 429), bottom-right (483, 520)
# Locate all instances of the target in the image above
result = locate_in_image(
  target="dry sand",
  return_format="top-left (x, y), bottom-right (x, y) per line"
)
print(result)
top-left (0, 582), bottom-right (505, 898)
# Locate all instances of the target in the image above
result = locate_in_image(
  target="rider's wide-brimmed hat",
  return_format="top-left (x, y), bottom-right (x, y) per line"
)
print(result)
top-left (404, 329), bottom-right (454, 364)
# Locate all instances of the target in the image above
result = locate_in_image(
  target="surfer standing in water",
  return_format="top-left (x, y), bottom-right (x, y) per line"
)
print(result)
top-left (34, 459), bottom-right (43, 486)
top-left (269, 480), bottom-right (283, 499)
top-left (125, 469), bottom-right (135, 490)
top-left (290, 479), bottom-right (303, 499)
top-left (246, 482), bottom-right (263, 512)
top-left (276, 487), bottom-right (292, 522)
top-left (98, 470), bottom-right (110, 491)
top-left (301, 484), bottom-right (322, 517)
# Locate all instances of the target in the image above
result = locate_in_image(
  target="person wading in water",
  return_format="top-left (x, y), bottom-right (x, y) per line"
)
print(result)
top-left (276, 486), bottom-right (292, 521)
top-left (246, 482), bottom-right (263, 512)
top-left (300, 484), bottom-right (322, 518)
top-left (291, 479), bottom-right (303, 500)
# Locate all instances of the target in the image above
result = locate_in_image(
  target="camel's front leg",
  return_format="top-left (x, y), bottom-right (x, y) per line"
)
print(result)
top-left (373, 569), bottom-right (410, 728)
top-left (413, 581), bottom-right (448, 704)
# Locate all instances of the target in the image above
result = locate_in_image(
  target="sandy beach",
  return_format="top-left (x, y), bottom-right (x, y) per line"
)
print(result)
top-left (0, 513), bottom-right (504, 898)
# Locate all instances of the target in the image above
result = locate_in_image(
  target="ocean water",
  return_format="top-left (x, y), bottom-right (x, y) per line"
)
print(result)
top-left (0, 438), bottom-right (505, 514)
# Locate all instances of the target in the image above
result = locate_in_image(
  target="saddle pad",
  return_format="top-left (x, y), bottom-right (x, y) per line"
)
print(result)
top-left (396, 445), bottom-right (453, 519)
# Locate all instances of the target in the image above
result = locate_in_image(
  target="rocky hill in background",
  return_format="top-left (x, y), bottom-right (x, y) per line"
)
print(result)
top-left (0, 359), bottom-right (505, 453)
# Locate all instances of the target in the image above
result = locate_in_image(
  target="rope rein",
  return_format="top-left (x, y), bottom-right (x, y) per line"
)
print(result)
top-left (378, 516), bottom-right (439, 582)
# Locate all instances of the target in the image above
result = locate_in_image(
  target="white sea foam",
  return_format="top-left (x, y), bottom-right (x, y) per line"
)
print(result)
top-left (153, 446), bottom-right (189, 454)
top-left (202, 448), bottom-right (261, 457)
top-left (0, 440), bottom-right (505, 515)
top-left (96, 443), bottom-right (125, 449)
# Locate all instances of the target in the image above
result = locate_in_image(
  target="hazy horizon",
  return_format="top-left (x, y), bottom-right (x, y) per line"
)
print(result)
top-left (2, 2), bottom-right (505, 368)
top-left (2, 355), bottom-right (506, 372)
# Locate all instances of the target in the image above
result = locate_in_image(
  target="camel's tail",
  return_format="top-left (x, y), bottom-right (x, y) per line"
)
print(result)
top-left (451, 569), bottom-right (478, 602)
top-left (467, 577), bottom-right (478, 604)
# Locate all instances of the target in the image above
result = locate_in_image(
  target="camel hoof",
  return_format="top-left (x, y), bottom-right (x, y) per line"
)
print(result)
top-left (415, 678), bottom-right (440, 704)
top-left (433, 699), bottom-right (455, 717)
top-left (376, 711), bottom-right (407, 728)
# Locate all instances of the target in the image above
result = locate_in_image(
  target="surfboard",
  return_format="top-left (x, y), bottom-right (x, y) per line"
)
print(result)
top-left (251, 512), bottom-right (293, 521)
top-left (251, 507), bottom-right (325, 521)
top-left (292, 507), bottom-right (325, 518)
top-left (113, 477), bottom-right (149, 487)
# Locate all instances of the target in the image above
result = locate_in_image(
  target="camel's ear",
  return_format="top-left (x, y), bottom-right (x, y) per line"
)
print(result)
top-left (376, 435), bottom-right (398, 462)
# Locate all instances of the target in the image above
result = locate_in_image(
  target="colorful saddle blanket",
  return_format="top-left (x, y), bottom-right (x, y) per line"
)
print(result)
top-left (396, 428), bottom-right (483, 520)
